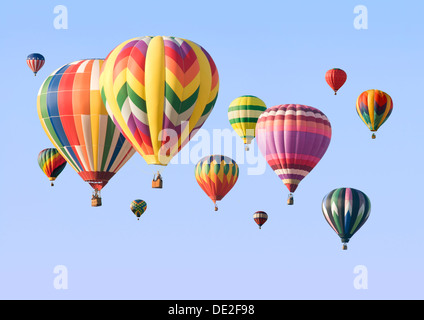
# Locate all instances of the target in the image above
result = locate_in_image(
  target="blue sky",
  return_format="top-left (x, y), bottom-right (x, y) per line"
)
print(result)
top-left (0, 0), bottom-right (423, 299)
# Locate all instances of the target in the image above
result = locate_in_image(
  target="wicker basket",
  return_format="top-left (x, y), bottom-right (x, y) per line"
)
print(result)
top-left (91, 196), bottom-right (102, 207)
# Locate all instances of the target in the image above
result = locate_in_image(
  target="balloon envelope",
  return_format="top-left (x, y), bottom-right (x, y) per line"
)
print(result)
top-left (228, 95), bottom-right (267, 148)
top-left (256, 104), bottom-right (332, 195)
top-left (195, 155), bottom-right (239, 210)
top-left (27, 53), bottom-right (45, 76)
top-left (37, 59), bottom-right (135, 192)
top-left (356, 89), bottom-right (393, 138)
top-left (325, 68), bottom-right (347, 95)
top-left (322, 187), bottom-right (371, 249)
top-left (131, 199), bottom-right (147, 220)
top-left (38, 148), bottom-right (66, 184)
top-left (99, 36), bottom-right (219, 167)
top-left (253, 211), bottom-right (268, 229)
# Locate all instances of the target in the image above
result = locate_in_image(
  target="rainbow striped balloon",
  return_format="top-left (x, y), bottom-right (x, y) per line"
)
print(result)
top-left (256, 104), bottom-right (332, 200)
top-left (195, 155), bottom-right (239, 211)
top-left (37, 59), bottom-right (135, 192)
top-left (37, 148), bottom-right (67, 185)
top-left (99, 36), bottom-right (219, 167)
top-left (356, 89), bottom-right (393, 139)
top-left (228, 95), bottom-right (267, 150)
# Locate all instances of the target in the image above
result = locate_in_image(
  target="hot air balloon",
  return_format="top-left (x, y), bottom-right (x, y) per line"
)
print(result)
top-left (27, 53), bottom-right (45, 76)
top-left (256, 104), bottom-right (332, 205)
top-left (322, 188), bottom-right (371, 250)
top-left (195, 155), bottom-right (239, 211)
top-left (325, 68), bottom-right (347, 95)
top-left (356, 89), bottom-right (393, 139)
top-left (99, 36), bottom-right (219, 188)
top-left (37, 59), bottom-right (135, 206)
top-left (37, 148), bottom-right (67, 186)
top-left (253, 211), bottom-right (268, 229)
top-left (130, 199), bottom-right (147, 220)
top-left (228, 95), bottom-right (267, 151)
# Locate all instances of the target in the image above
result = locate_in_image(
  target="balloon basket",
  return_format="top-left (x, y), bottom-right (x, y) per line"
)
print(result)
top-left (214, 204), bottom-right (218, 211)
top-left (342, 243), bottom-right (348, 250)
top-left (245, 145), bottom-right (250, 151)
top-left (372, 133), bottom-right (376, 139)
top-left (91, 190), bottom-right (102, 207)
top-left (287, 194), bottom-right (294, 205)
top-left (152, 171), bottom-right (163, 189)
top-left (51, 182), bottom-right (54, 187)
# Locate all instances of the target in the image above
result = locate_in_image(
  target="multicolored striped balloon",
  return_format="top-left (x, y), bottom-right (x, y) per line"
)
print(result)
top-left (37, 59), bottom-right (135, 194)
top-left (99, 36), bottom-right (219, 168)
top-left (130, 199), bottom-right (147, 220)
top-left (253, 211), bottom-right (268, 229)
top-left (325, 68), bottom-right (347, 95)
top-left (322, 188), bottom-right (371, 250)
top-left (195, 155), bottom-right (239, 211)
top-left (228, 95), bottom-right (267, 151)
top-left (37, 148), bottom-right (67, 186)
top-left (256, 104), bottom-right (332, 203)
top-left (356, 89), bottom-right (393, 139)
top-left (27, 53), bottom-right (45, 76)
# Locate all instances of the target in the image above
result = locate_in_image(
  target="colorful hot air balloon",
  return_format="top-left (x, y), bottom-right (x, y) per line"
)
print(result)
top-left (130, 199), bottom-right (147, 220)
top-left (37, 59), bottom-right (135, 206)
top-left (228, 95), bottom-right (267, 151)
top-left (356, 89), bottom-right (393, 139)
top-left (256, 104), bottom-right (332, 205)
top-left (99, 36), bottom-right (219, 187)
top-left (27, 53), bottom-right (45, 76)
top-left (325, 68), bottom-right (347, 95)
top-left (195, 155), bottom-right (239, 211)
top-left (253, 211), bottom-right (268, 229)
top-left (322, 188), bottom-right (371, 250)
top-left (37, 148), bottom-right (67, 186)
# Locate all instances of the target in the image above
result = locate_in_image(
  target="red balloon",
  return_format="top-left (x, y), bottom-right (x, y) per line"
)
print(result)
top-left (325, 68), bottom-right (347, 95)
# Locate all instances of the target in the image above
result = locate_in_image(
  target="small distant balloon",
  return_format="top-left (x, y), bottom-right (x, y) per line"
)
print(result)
top-left (228, 95), bottom-right (267, 151)
top-left (322, 188), bottom-right (371, 250)
top-left (195, 155), bottom-right (239, 211)
top-left (356, 89), bottom-right (393, 139)
top-left (131, 199), bottom-right (147, 220)
top-left (325, 68), bottom-right (347, 95)
top-left (27, 53), bottom-right (45, 76)
top-left (253, 211), bottom-right (268, 229)
top-left (37, 148), bottom-right (66, 186)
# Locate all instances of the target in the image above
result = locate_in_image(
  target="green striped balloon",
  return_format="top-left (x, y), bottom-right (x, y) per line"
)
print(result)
top-left (322, 188), bottom-right (371, 250)
top-left (228, 95), bottom-right (266, 150)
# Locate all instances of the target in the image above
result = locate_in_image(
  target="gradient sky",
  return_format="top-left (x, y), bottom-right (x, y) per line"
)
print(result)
top-left (0, 0), bottom-right (423, 299)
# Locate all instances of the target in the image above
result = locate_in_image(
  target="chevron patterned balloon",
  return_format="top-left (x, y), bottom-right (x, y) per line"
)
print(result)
top-left (99, 36), bottom-right (219, 167)
top-left (195, 155), bottom-right (239, 211)
top-left (322, 188), bottom-right (371, 250)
